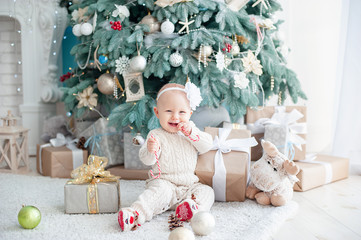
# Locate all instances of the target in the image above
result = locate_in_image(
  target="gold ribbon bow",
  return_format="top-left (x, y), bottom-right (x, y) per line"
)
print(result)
top-left (68, 155), bottom-right (119, 214)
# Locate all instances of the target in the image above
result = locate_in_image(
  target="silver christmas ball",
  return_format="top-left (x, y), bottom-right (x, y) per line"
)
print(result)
top-left (72, 24), bottom-right (82, 37)
top-left (80, 22), bottom-right (93, 36)
top-left (169, 51), bottom-right (183, 67)
top-left (140, 15), bottom-right (160, 34)
top-left (190, 211), bottom-right (215, 236)
top-left (161, 19), bottom-right (175, 34)
top-left (129, 55), bottom-right (147, 72)
top-left (168, 227), bottom-right (195, 240)
top-left (97, 73), bottom-right (114, 95)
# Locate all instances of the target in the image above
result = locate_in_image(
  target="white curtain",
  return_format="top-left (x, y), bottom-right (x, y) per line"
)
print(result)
top-left (333, 0), bottom-right (361, 173)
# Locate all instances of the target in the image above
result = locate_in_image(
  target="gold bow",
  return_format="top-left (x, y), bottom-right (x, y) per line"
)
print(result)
top-left (68, 155), bottom-right (119, 185)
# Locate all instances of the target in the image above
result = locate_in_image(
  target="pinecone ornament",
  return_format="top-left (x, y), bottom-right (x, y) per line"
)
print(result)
top-left (168, 214), bottom-right (184, 231)
top-left (76, 136), bottom-right (87, 150)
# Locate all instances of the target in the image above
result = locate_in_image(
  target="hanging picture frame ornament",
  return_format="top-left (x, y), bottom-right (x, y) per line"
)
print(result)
top-left (123, 72), bottom-right (145, 102)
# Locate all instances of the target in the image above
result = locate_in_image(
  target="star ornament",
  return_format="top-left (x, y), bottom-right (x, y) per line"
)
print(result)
top-left (76, 86), bottom-right (98, 108)
top-left (241, 50), bottom-right (263, 76)
top-left (178, 17), bottom-right (195, 34)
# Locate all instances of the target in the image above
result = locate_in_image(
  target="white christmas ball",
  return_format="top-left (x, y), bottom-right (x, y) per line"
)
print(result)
top-left (200, 45), bottom-right (213, 58)
top-left (169, 51), bottom-right (183, 67)
top-left (161, 19), bottom-right (175, 34)
top-left (129, 55), bottom-right (147, 72)
top-left (80, 22), bottom-right (93, 36)
top-left (72, 24), bottom-right (82, 37)
top-left (231, 42), bottom-right (240, 56)
top-left (168, 227), bottom-right (195, 240)
top-left (190, 211), bottom-right (215, 236)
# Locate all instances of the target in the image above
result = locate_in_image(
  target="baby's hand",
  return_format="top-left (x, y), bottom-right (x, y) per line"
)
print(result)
top-left (178, 122), bottom-right (192, 136)
top-left (147, 135), bottom-right (159, 153)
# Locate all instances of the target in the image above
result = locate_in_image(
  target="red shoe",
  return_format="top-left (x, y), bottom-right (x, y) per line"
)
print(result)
top-left (175, 199), bottom-right (199, 221)
top-left (118, 208), bottom-right (140, 231)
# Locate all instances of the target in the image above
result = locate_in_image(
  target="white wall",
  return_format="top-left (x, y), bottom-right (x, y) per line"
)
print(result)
top-left (276, 0), bottom-right (344, 154)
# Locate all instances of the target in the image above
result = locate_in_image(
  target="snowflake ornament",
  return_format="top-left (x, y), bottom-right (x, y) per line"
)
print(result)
top-left (234, 72), bottom-right (250, 89)
top-left (215, 49), bottom-right (225, 71)
top-left (115, 56), bottom-right (130, 75)
top-left (241, 50), bottom-right (263, 76)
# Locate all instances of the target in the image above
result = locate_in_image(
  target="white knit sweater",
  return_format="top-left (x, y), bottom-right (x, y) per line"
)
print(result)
top-left (139, 122), bottom-right (213, 186)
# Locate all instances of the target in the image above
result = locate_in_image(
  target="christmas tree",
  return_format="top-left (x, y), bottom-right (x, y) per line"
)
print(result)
top-left (61, 0), bottom-right (306, 136)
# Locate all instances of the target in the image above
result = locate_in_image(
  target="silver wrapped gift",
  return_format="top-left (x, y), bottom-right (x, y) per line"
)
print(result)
top-left (264, 124), bottom-right (289, 156)
top-left (64, 181), bottom-right (120, 214)
top-left (124, 133), bottom-right (151, 170)
top-left (80, 118), bottom-right (124, 167)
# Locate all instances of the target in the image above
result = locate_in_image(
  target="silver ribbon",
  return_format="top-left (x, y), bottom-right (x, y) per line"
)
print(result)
top-left (211, 128), bottom-right (258, 201)
top-left (38, 133), bottom-right (84, 174)
top-left (298, 154), bottom-right (333, 184)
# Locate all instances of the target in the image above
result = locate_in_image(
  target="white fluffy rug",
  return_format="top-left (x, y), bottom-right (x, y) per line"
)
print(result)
top-left (0, 173), bottom-right (298, 240)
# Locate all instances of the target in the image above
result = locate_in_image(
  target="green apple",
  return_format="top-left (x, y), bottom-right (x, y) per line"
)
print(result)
top-left (18, 205), bottom-right (41, 229)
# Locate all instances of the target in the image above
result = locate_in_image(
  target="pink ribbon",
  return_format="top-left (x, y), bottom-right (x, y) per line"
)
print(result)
top-left (250, 17), bottom-right (264, 43)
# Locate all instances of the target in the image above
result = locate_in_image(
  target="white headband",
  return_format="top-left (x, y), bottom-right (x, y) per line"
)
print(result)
top-left (156, 82), bottom-right (203, 111)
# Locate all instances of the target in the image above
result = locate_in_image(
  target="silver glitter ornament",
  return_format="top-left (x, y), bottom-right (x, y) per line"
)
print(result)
top-left (169, 51), bottom-right (183, 67)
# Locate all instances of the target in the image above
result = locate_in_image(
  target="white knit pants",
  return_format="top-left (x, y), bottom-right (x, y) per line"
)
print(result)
top-left (131, 179), bottom-right (215, 224)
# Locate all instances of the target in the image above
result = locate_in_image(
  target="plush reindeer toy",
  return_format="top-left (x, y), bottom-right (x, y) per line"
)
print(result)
top-left (246, 140), bottom-right (300, 206)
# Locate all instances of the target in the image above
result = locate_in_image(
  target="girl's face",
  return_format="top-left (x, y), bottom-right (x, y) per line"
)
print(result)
top-left (154, 91), bottom-right (192, 133)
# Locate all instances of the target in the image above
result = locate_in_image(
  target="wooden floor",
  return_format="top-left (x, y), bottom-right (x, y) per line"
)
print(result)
top-left (22, 157), bottom-right (361, 239)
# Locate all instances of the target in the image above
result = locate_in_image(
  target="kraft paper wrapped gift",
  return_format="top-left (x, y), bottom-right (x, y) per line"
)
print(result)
top-left (246, 106), bottom-right (307, 161)
top-left (36, 143), bottom-right (88, 178)
top-left (293, 155), bottom-right (349, 192)
top-left (80, 118), bottom-right (124, 167)
top-left (124, 133), bottom-right (151, 170)
top-left (196, 127), bottom-right (257, 202)
top-left (64, 155), bottom-right (121, 214)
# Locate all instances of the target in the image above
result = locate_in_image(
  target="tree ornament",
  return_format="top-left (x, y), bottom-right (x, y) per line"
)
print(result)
top-left (80, 22), bottom-right (93, 36)
top-left (234, 72), bottom-right (250, 89)
top-left (215, 49), bottom-right (225, 71)
top-left (178, 17), bottom-right (195, 35)
top-left (72, 24), bottom-right (82, 37)
top-left (123, 72), bottom-right (145, 102)
top-left (161, 19), bottom-right (175, 34)
top-left (18, 205), bottom-right (41, 229)
top-left (110, 21), bottom-right (122, 31)
top-left (169, 51), bottom-right (183, 67)
top-left (112, 4), bottom-right (130, 20)
top-left (241, 50), bottom-right (263, 76)
top-left (98, 55), bottom-right (108, 64)
top-left (168, 227), bottom-right (195, 240)
top-left (76, 86), bottom-right (98, 108)
top-left (226, 0), bottom-right (249, 11)
top-left (190, 211), bottom-right (215, 236)
top-left (270, 76), bottom-right (274, 91)
top-left (231, 41), bottom-right (240, 56)
top-left (140, 14), bottom-right (160, 34)
top-left (155, 0), bottom-right (192, 8)
top-left (97, 73), bottom-right (115, 95)
top-left (115, 55), bottom-right (130, 75)
top-left (129, 55), bottom-right (147, 73)
top-left (259, 18), bottom-right (276, 30)
top-left (252, 0), bottom-right (271, 9)
top-left (237, 35), bottom-right (249, 44)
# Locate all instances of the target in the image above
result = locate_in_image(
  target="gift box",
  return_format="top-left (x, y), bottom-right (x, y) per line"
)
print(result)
top-left (264, 124), bottom-right (290, 157)
top-left (124, 133), bottom-right (151, 170)
top-left (246, 106), bottom-right (307, 161)
top-left (196, 127), bottom-right (257, 202)
top-left (108, 165), bottom-right (149, 180)
top-left (293, 155), bottom-right (349, 192)
top-left (64, 181), bottom-right (120, 214)
top-left (80, 118), bottom-right (124, 167)
top-left (36, 144), bottom-right (88, 178)
top-left (64, 155), bottom-right (121, 214)
top-left (217, 121), bottom-right (247, 130)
